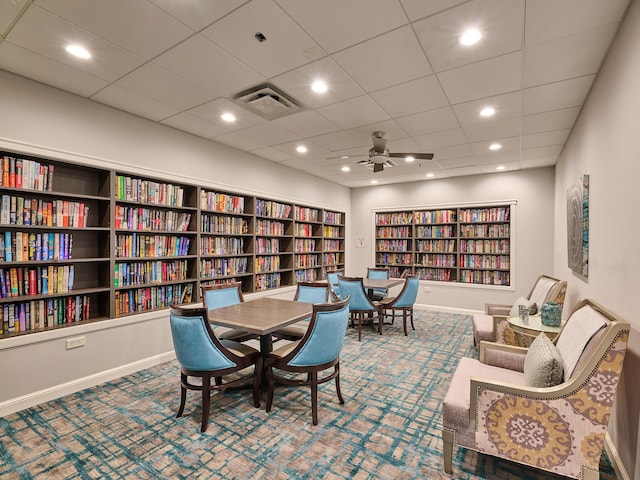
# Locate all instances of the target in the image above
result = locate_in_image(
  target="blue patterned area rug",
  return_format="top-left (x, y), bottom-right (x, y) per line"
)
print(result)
top-left (0, 308), bottom-right (617, 479)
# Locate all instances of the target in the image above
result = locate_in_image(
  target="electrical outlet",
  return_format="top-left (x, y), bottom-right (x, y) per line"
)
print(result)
top-left (424, 286), bottom-right (431, 292)
top-left (66, 336), bottom-right (85, 349)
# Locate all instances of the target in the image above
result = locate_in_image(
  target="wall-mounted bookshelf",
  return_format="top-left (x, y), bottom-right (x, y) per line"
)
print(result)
top-left (0, 150), bottom-right (346, 338)
top-left (375, 205), bottom-right (511, 286)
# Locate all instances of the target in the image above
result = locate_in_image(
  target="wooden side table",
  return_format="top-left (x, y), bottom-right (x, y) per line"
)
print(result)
top-left (507, 314), bottom-right (564, 346)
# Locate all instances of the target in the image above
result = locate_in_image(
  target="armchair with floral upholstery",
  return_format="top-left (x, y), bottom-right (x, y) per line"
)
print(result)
top-left (443, 298), bottom-right (630, 479)
top-left (472, 274), bottom-right (567, 346)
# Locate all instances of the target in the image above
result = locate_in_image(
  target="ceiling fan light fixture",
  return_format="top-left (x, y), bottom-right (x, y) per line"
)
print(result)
top-left (460, 28), bottom-right (482, 46)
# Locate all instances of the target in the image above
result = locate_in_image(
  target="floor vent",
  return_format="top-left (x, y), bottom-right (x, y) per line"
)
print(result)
top-left (232, 83), bottom-right (304, 120)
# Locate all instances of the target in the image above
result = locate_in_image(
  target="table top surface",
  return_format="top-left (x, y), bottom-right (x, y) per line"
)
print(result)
top-left (507, 314), bottom-right (564, 334)
top-left (207, 297), bottom-right (313, 335)
top-left (361, 278), bottom-right (404, 289)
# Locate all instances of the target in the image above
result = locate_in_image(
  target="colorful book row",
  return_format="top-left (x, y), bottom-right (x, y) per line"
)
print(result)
top-left (295, 253), bottom-right (319, 268)
top-left (115, 205), bottom-right (190, 232)
top-left (0, 264), bottom-right (74, 298)
top-left (295, 206), bottom-right (319, 222)
top-left (459, 224), bottom-right (510, 238)
top-left (255, 238), bottom-right (280, 254)
top-left (416, 239), bottom-right (456, 253)
top-left (0, 295), bottom-right (91, 334)
top-left (200, 257), bottom-right (248, 278)
top-left (256, 219), bottom-right (285, 236)
top-left (255, 273), bottom-right (281, 291)
top-left (415, 225), bottom-right (456, 238)
top-left (1, 231), bottom-right (73, 262)
top-left (201, 215), bottom-right (248, 235)
top-left (1, 195), bottom-right (88, 227)
top-left (115, 175), bottom-right (185, 207)
top-left (459, 207), bottom-right (510, 223)
top-left (376, 226), bottom-right (411, 238)
top-left (460, 239), bottom-right (510, 254)
top-left (255, 255), bottom-right (280, 273)
top-left (200, 191), bottom-right (245, 214)
top-left (200, 237), bottom-right (244, 256)
top-left (460, 270), bottom-right (510, 285)
top-left (1, 155), bottom-right (54, 192)
top-left (414, 209), bottom-right (456, 224)
top-left (115, 234), bottom-right (191, 258)
top-left (375, 212), bottom-right (413, 225)
top-left (376, 253), bottom-right (413, 265)
top-left (114, 260), bottom-right (189, 287)
top-left (114, 283), bottom-right (193, 316)
top-left (295, 239), bottom-right (316, 253)
top-left (256, 199), bottom-right (291, 219)
top-left (376, 239), bottom-right (409, 251)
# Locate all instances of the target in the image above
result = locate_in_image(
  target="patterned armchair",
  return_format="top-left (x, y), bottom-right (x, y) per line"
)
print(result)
top-left (472, 274), bottom-right (567, 346)
top-left (442, 299), bottom-right (630, 479)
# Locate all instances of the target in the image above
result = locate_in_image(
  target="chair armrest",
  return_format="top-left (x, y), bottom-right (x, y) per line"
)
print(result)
top-left (479, 341), bottom-right (527, 371)
top-left (485, 303), bottom-right (511, 316)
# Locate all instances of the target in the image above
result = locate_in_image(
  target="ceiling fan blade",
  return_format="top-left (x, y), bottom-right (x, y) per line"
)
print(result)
top-left (373, 163), bottom-right (384, 173)
top-left (371, 131), bottom-right (387, 153)
top-left (388, 152), bottom-right (434, 160)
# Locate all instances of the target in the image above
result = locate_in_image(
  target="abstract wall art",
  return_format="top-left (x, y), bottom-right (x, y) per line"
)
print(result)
top-left (567, 174), bottom-right (589, 277)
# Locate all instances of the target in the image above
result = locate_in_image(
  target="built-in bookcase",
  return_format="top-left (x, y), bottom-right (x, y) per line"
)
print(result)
top-left (0, 150), bottom-right (346, 338)
top-left (375, 205), bottom-right (511, 286)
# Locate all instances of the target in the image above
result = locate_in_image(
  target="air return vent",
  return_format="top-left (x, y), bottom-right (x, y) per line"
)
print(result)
top-left (232, 83), bottom-right (304, 119)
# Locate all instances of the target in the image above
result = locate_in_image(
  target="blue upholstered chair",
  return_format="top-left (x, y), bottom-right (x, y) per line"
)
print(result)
top-left (265, 297), bottom-right (350, 425)
top-left (169, 303), bottom-right (262, 432)
top-left (366, 267), bottom-right (390, 301)
top-left (201, 282), bottom-right (257, 342)
top-left (377, 276), bottom-right (419, 336)
top-left (338, 276), bottom-right (384, 341)
top-left (326, 269), bottom-right (343, 299)
top-left (273, 282), bottom-right (333, 341)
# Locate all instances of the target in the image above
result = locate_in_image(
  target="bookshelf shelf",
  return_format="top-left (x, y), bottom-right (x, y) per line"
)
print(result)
top-left (0, 150), bottom-right (346, 338)
top-left (375, 205), bottom-right (511, 285)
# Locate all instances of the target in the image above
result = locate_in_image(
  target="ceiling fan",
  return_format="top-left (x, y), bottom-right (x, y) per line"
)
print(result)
top-left (355, 131), bottom-right (435, 172)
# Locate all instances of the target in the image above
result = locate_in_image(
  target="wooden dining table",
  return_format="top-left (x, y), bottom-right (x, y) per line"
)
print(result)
top-left (361, 277), bottom-right (404, 300)
top-left (206, 297), bottom-right (313, 355)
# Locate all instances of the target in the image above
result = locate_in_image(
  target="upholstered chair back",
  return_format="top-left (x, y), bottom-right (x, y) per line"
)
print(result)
top-left (169, 307), bottom-right (236, 371)
top-left (337, 276), bottom-right (374, 311)
top-left (201, 282), bottom-right (243, 309)
top-left (326, 270), bottom-right (343, 298)
top-left (366, 267), bottom-right (390, 297)
top-left (294, 282), bottom-right (332, 304)
top-left (392, 276), bottom-right (419, 308)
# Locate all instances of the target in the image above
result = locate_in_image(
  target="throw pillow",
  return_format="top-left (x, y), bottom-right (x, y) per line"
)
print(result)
top-left (509, 296), bottom-right (538, 317)
top-left (524, 333), bottom-right (564, 387)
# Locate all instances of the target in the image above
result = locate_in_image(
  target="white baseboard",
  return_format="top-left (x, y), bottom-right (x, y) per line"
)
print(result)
top-left (0, 351), bottom-right (176, 418)
top-left (605, 433), bottom-right (630, 480)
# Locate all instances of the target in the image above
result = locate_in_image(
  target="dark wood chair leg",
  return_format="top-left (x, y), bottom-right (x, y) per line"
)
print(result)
top-left (311, 371), bottom-right (319, 426)
top-left (403, 309), bottom-right (408, 336)
top-left (378, 310), bottom-right (383, 335)
top-left (177, 374), bottom-right (187, 418)
top-left (252, 357), bottom-right (262, 408)
top-left (201, 375), bottom-right (211, 432)
top-left (357, 313), bottom-right (363, 341)
top-left (410, 307), bottom-right (415, 331)
top-left (265, 366), bottom-right (274, 413)
top-left (335, 363), bottom-right (344, 404)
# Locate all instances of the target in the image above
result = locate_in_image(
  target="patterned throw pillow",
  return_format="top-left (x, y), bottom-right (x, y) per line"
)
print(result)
top-left (509, 296), bottom-right (538, 316)
top-left (524, 333), bottom-right (564, 387)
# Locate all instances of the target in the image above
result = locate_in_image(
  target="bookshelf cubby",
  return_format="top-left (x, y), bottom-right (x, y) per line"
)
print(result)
top-left (0, 151), bottom-right (346, 338)
top-left (375, 205), bottom-right (511, 286)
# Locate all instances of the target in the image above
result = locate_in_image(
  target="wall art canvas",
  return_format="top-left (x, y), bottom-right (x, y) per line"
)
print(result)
top-left (567, 174), bottom-right (589, 276)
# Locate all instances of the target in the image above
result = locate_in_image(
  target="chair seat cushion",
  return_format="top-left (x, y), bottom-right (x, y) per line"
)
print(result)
top-left (472, 313), bottom-right (494, 344)
top-left (214, 326), bottom-right (256, 342)
top-left (220, 340), bottom-right (259, 358)
top-left (443, 357), bottom-right (525, 446)
top-left (268, 340), bottom-right (300, 360)
top-left (273, 321), bottom-right (309, 340)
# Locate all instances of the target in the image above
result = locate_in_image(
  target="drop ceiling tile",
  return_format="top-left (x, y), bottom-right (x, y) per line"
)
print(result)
top-left (520, 157), bottom-right (557, 169)
top-left (213, 131), bottom-right (267, 151)
top-left (273, 110), bottom-right (340, 138)
top-left (251, 147), bottom-right (294, 162)
top-left (236, 122), bottom-right (301, 147)
top-left (0, 0), bottom-right (28, 33)
top-left (413, 128), bottom-right (467, 150)
top-left (153, 34), bottom-right (265, 97)
top-left (317, 95), bottom-right (389, 130)
top-left (523, 75), bottom-right (595, 115)
top-left (272, 139), bottom-right (329, 158)
top-left (149, 0), bottom-right (248, 31)
top-left (413, 0), bottom-right (524, 72)
top-left (161, 112), bottom-right (230, 138)
top-left (452, 91), bottom-right (522, 126)
top-left (6, 5), bottom-right (145, 81)
top-left (395, 106), bottom-right (461, 136)
top-left (92, 83), bottom-right (180, 121)
top-left (474, 149), bottom-right (520, 165)
top-left (524, 23), bottom-right (618, 88)
top-left (35, 0), bottom-right (193, 59)
top-left (201, 0), bottom-right (325, 78)
top-left (400, 0), bottom-right (469, 22)
top-left (470, 136), bottom-right (520, 155)
top-left (480, 163), bottom-right (520, 174)
top-left (346, 120), bottom-right (408, 143)
top-left (332, 26), bottom-right (432, 92)
top-left (370, 75), bottom-right (449, 118)
top-left (522, 129), bottom-right (570, 149)
top-left (310, 130), bottom-right (370, 152)
top-left (273, 0), bottom-right (408, 54)
top-left (524, 0), bottom-right (629, 47)
top-left (462, 117), bottom-right (522, 143)
top-left (522, 106), bottom-right (581, 134)
top-left (437, 51), bottom-right (522, 104)
top-left (443, 165), bottom-right (485, 177)
top-left (117, 63), bottom-right (215, 110)
top-left (187, 98), bottom-right (265, 130)
top-left (271, 57), bottom-right (364, 109)
top-left (0, 41), bottom-right (108, 97)
top-left (432, 143), bottom-right (474, 161)
top-left (521, 145), bottom-right (562, 161)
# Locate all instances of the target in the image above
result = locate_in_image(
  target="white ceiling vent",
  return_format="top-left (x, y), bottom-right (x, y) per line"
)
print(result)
top-left (232, 83), bottom-right (304, 120)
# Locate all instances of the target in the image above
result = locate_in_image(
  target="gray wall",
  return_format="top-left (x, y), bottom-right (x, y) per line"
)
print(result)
top-left (0, 70), bottom-right (350, 412)
top-left (553, 0), bottom-right (639, 476)
top-left (349, 168), bottom-right (555, 311)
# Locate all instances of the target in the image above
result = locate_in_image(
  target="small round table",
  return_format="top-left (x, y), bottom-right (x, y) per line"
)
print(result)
top-left (507, 314), bottom-right (564, 346)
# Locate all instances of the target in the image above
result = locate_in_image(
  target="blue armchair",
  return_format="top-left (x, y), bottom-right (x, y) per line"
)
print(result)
top-left (273, 282), bottom-right (333, 341)
top-left (377, 276), bottom-right (419, 335)
top-left (201, 282), bottom-right (257, 342)
top-left (169, 303), bottom-right (262, 432)
top-left (366, 267), bottom-right (390, 301)
top-left (326, 269), bottom-right (343, 299)
top-left (338, 276), bottom-right (384, 341)
top-left (265, 297), bottom-right (350, 425)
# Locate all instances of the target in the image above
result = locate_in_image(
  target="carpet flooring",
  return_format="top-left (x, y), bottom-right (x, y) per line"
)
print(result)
top-left (0, 308), bottom-right (617, 479)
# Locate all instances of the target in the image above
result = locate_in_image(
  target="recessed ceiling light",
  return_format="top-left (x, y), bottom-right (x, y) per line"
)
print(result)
top-left (405, 156), bottom-right (415, 162)
top-left (341, 166), bottom-right (350, 172)
top-left (311, 80), bottom-right (328, 94)
top-left (65, 44), bottom-right (91, 59)
top-left (340, 156), bottom-right (349, 159)
top-left (426, 172), bottom-right (434, 178)
top-left (460, 28), bottom-right (482, 46)
top-left (371, 180), bottom-right (378, 184)
top-left (496, 165), bottom-right (506, 171)
top-left (489, 143), bottom-right (502, 151)
top-left (296, 145), bottom-right (308, 154)
top-left (220, 112), bottom-right (236, 122)
top-left (480, 106), bottom-right (495, 117)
